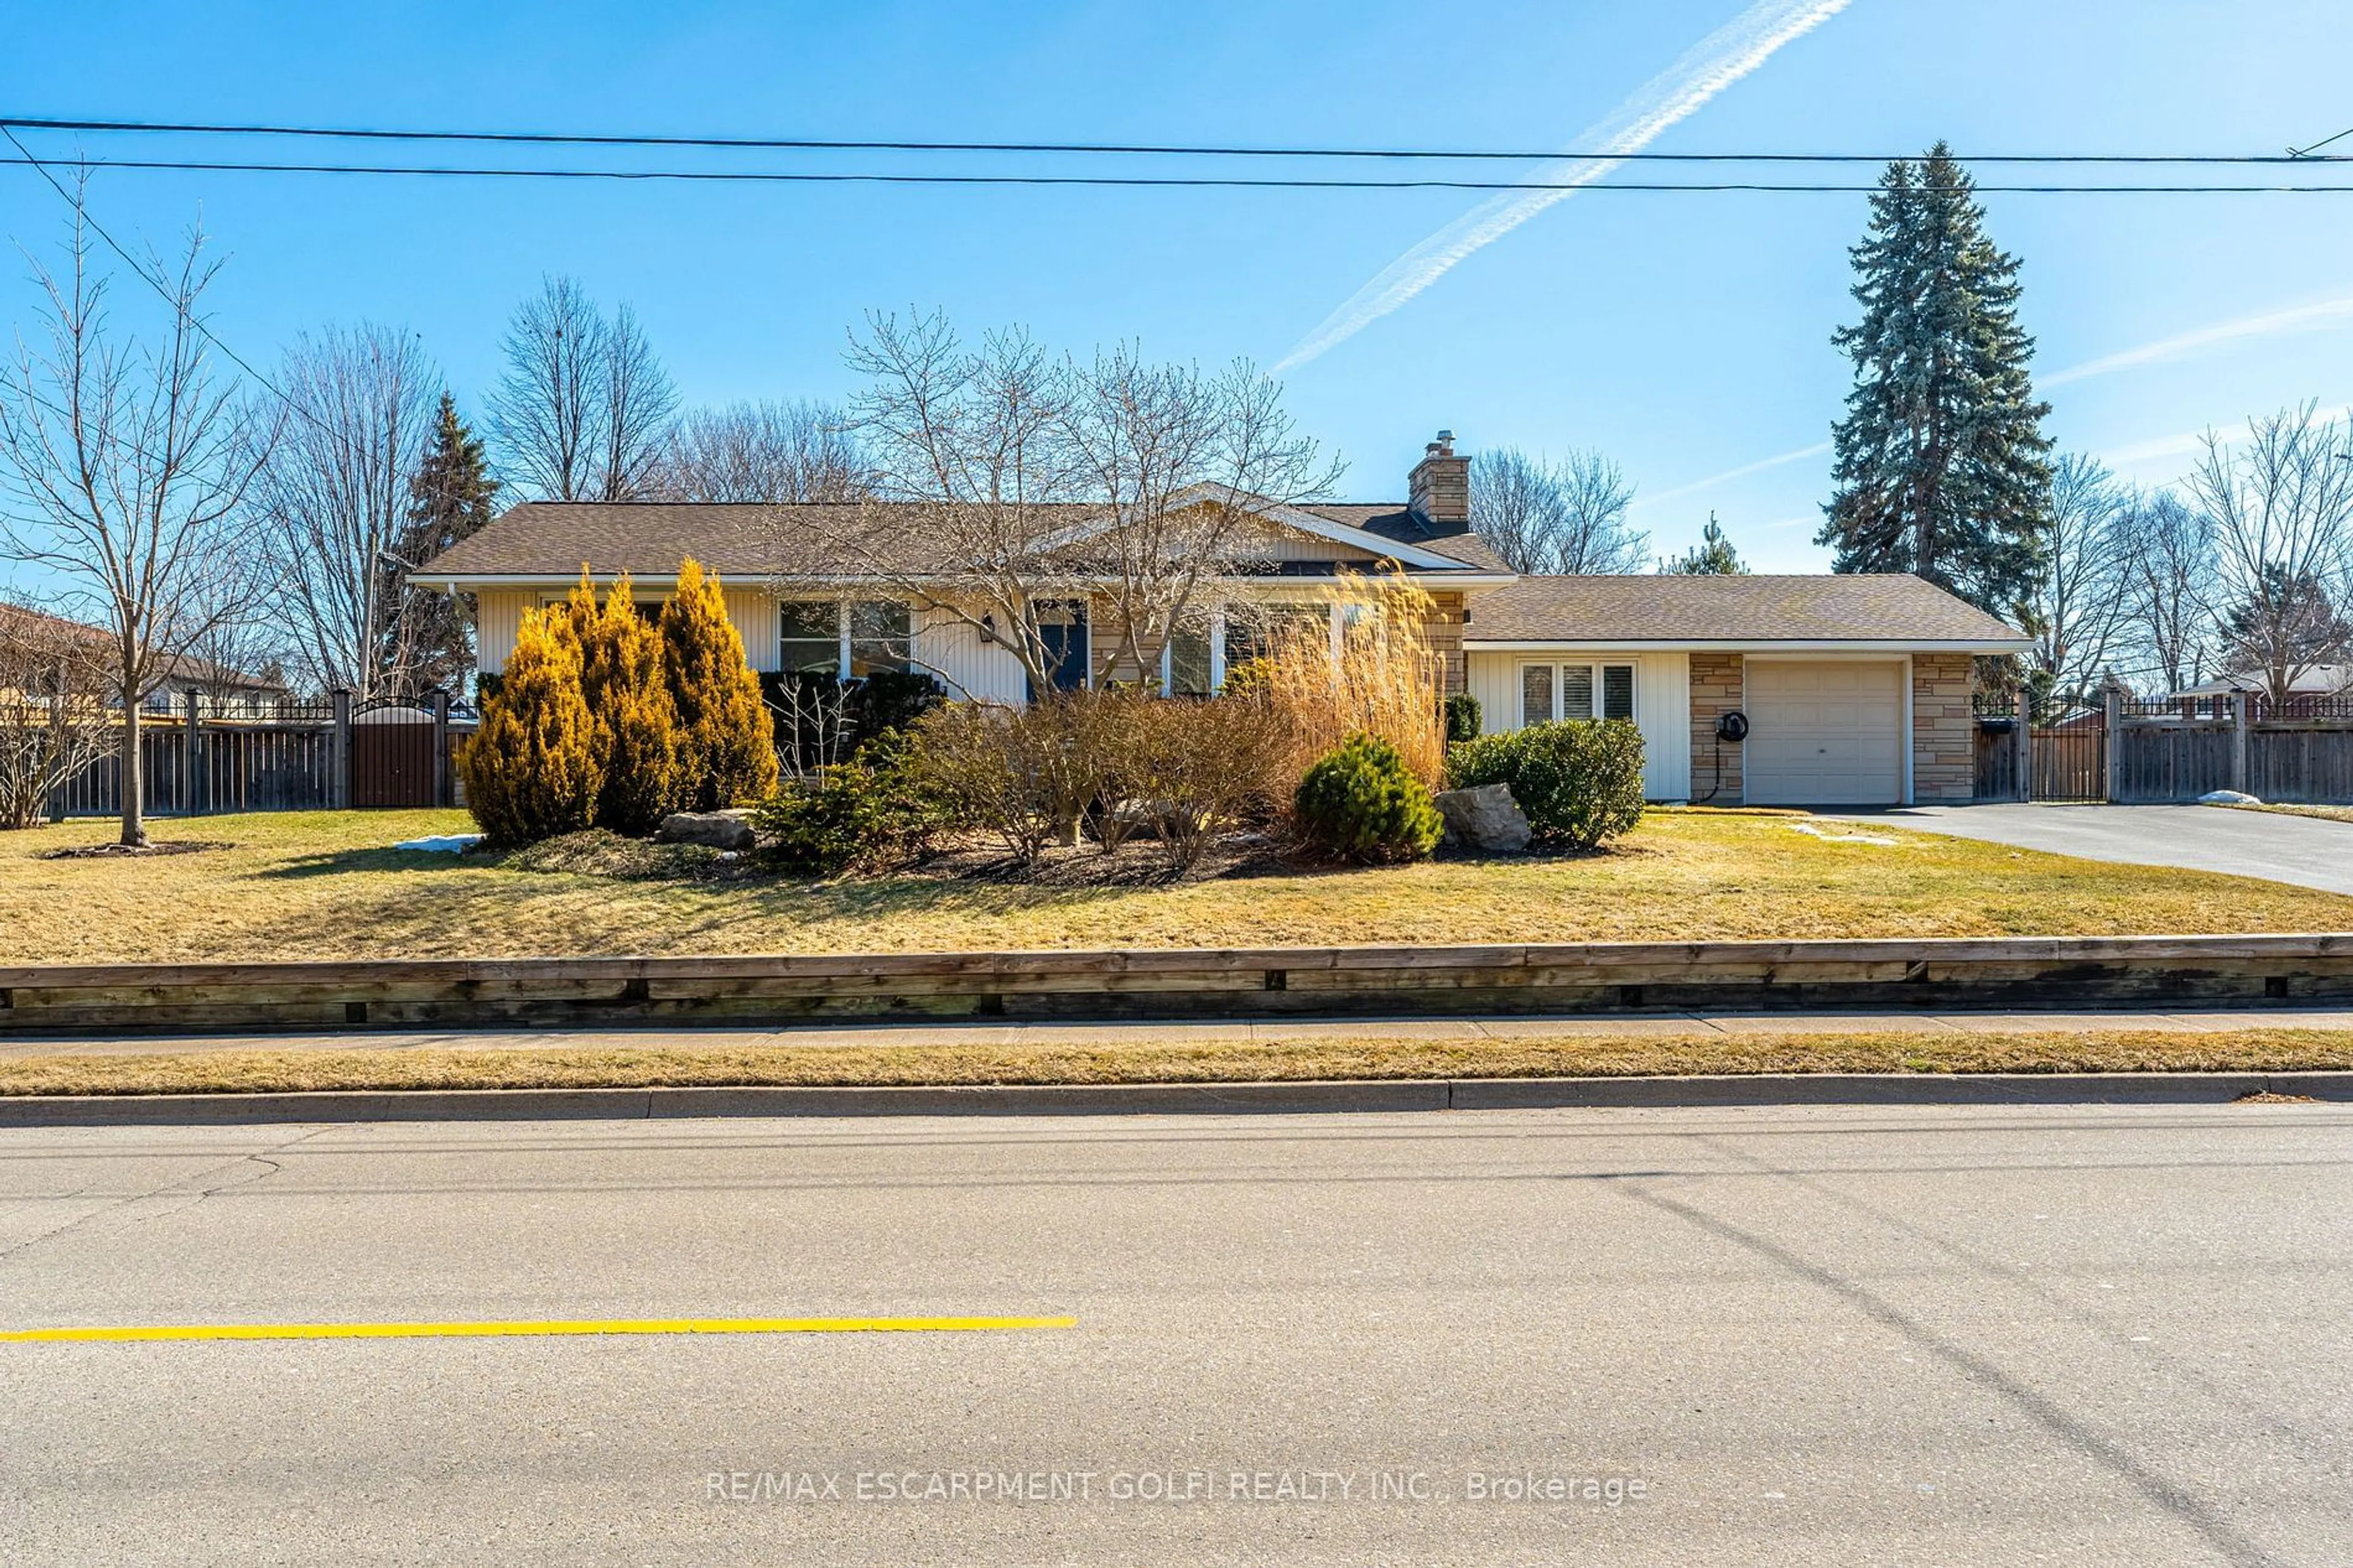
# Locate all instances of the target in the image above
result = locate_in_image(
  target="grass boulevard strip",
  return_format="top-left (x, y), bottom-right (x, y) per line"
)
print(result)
top-left (0, 1315), bottom-right (1077, 1343)
top-left (5, 1028), bottom-right (2353, 1096)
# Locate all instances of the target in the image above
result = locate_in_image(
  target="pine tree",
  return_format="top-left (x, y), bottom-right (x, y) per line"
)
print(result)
top-left (400, 393), bottom-right (501, 695)
top-left (459, 606), bottom-right (600, 844)
top-left (574, 572), bottom-right (682, 835)
top-left (1666, 513), bottom-right (1748, 575)
top-left (1819, 143), bottom-right (2052, 616)
top-left (659, 558), bottom-right (780, 809)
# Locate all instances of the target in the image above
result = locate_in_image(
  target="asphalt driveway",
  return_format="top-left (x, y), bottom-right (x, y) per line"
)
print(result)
top-left (1836, 803), bottom-right (2353, 896)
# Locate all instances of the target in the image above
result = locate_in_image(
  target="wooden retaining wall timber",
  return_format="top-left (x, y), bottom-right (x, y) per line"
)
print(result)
top-left (6, 935), bottom-right (2353, 1035)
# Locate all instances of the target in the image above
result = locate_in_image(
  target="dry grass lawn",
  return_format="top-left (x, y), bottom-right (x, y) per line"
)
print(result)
top-left (4, 805), bottom-right (2353, 965)
top-left (2233, 803), bottom-right (2353, 826)
top-left (6, 1028), bottom-right (2351, 1096)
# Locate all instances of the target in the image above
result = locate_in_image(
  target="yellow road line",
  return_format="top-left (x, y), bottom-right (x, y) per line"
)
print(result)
top-left (0, 1314), bottom-right (1077, 1344)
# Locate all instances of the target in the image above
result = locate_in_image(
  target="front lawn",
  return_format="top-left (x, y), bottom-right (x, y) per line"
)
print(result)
top-left (3, 806), bottom-right (2351, 965)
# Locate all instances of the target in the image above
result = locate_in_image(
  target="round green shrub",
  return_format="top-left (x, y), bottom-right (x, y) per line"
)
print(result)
top-left (1444, 719), bottom-right (1645, 850)
top-left (752, 733), bottom-right (946, 875)
top-left (1293, 732), bottom-right (1443, 863)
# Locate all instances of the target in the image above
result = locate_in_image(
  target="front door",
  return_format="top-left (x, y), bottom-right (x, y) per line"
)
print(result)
top-left (1029, 600), bottom-right (1089, 699)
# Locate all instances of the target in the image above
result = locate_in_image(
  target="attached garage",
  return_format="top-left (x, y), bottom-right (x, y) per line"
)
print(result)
top-left (1743, 659), bottom-right (1905, 805)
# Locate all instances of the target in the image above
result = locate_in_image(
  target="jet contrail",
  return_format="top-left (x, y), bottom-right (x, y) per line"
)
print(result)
top-left (2047, 292), bottom-right (2353, 387)
top-left (1273, 0), bottom-right (1854, 372)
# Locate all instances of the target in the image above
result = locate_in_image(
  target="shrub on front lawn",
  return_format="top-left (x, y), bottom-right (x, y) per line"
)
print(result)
top-left (1446, 719), bottom-right (1645, 850)
top-left (1294, 732), bottom-right (1442, 864)
top-left (569, 573), bottom-right (681, 837)
top-left (661, 558), bottom-right (779, 810)
top-left (752, 733), bottom-right (946, 875)
top-left (460, 607), bottom-right (601, 845)
top-left (1442, 691), bottom-right (1482, 744)
top-left (761, 668), bottom-right (947, 771)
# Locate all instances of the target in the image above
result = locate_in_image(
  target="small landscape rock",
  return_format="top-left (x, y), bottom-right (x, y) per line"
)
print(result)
top-left (656, 811), bottom-right (757, 850)
top-left (1433, 783), bottom-right (1533, 854)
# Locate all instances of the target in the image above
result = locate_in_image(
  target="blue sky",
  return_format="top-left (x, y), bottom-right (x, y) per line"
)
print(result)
top-left (4, 0), bottom-right (2351, 574)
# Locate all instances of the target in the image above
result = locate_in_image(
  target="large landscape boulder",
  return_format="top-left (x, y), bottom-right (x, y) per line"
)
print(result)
top-left (655, 809), bottom-right (757, 851)
top-left (1432, 783), bottom-right (1532, 854)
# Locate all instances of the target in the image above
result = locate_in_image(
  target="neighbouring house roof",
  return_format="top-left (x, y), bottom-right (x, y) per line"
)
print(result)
top-left (2173, 665), bottom-right (2353, 699)
top-left (412, 499), bottom-right (1509, 583)
top-left (1463, 574), bottom-right (2029, 650)
top-left (0, 602), bottom-right (284, 692)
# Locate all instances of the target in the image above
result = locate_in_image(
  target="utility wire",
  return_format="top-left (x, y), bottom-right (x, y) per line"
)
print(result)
top-left (2289, 125), bottom-right (2353, 158)
top-left (0, 127), bottom-right (324, 440)
top-left (2, 115), bottom-right (2345, 165)
top-left (4, 155), bottom-right (2351, 194)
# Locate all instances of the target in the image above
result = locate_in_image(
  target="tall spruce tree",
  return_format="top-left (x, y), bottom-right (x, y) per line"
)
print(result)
top-left (400, 392), bottom-right (501, 694)
top-left (1819, 143), bottom-right (2052, 616)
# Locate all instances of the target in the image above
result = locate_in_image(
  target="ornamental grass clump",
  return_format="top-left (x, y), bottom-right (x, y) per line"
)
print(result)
top-left (1293, 732), bottom-right (1443, 864)
top-left (1248, 571), bottom-right (1445, 801)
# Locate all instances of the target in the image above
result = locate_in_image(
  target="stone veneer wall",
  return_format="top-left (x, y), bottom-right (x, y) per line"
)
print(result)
top-left (1688, 652), bottom-right (1744, 803)
top-left (1912, 652), bottom-right (1976, 802)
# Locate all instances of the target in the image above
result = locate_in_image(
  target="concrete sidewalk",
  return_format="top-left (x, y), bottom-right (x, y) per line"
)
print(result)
top-left (9, 1006), bottom-right (2353, 1059)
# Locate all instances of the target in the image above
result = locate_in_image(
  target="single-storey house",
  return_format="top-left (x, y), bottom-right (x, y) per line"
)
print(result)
top-left (0, 602), bottom-right (287, 717)
top-left (412, 433), bottom-right (2029, 805)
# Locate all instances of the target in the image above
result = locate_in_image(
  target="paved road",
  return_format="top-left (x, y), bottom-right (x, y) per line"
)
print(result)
top-left (2, 1105), bottom-right (2347, 1565)
top-left (1839, 802), bottom-right (2353, 895)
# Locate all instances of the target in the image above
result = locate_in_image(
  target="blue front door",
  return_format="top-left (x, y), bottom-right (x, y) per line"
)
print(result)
top-left (1029, 600), bottom-right (1088, 698)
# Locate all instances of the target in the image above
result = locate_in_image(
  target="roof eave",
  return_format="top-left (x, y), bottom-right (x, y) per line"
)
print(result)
top-left (1463, 637), bottom-right (2032, 654)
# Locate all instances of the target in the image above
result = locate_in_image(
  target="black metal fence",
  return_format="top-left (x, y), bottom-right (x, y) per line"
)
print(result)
top-left (45, 691), bottom-right (468, 820)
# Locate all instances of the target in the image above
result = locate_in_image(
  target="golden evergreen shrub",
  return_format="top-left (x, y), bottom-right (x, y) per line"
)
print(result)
top-left (460, 605), bottom-right (601, 844)
top-left (659, 558), bottom-right (779, 810)
top-left (574, 572), bottom-right (682, 836)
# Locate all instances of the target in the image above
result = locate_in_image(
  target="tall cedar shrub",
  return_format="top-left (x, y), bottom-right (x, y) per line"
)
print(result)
top-left (459, 606), bottom-right (601, 844)
top-left (660, 558), bottom-right (780, 809)
top-left (1293, 732), bottom-right (1442, 864)
top-left (1819, 143), bottom-right (2053, 616)
top-left (1445, 719), bottom-right (1645, 850)
top-left (570, 572), bottom-right (682, 835)
top-left (1442, 692), bottom-right (1483, 744)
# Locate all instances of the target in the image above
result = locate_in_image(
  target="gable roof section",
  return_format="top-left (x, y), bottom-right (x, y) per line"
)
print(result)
top-left (1466, 574), bottom-right (2028, 649)
top-left (414, 499), bottom-right (1509, 583)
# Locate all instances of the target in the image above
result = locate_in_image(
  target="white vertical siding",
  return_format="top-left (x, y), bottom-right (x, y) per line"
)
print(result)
top-left (915, 607), bottom-right (1027, 703)
top-left (726, 586), bottom-right (779, 672)
top-left (472, 589), bottom-right (531, 675)
top-left (1464, 649), bottom-right (1691, 801)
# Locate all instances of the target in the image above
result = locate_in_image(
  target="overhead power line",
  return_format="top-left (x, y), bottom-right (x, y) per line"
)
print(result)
top-left (1, 115), bottom-right (2346, 167)
top-left (3, 155), bottom-right (2351, 195)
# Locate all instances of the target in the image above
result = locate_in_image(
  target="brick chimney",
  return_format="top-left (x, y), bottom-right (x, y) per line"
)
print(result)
top-left (1408, 430), bottom-right (1469, 529)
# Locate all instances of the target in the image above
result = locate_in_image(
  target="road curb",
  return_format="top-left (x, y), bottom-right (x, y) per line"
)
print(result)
top-left (2, 1071), bottom-right (2348, 1126)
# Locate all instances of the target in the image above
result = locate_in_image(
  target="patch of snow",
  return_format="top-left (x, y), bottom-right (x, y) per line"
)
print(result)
top-left (1787, 821), bottom-right (1900, 846)
top-left (2199, 790), bottom-right (2262, 805)
top-left (394, 833), bottom-right (484, 854)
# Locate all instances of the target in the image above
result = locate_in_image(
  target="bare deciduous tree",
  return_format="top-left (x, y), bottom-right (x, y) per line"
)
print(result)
top-left (2025, 452), bottom-right (2131, 710)
top-left (1471, 447), bottom-right (1646, 574)
top-left (812, 311), bottom-right (1338, 694)
top-left (2185, 403), bottom-right (2353, 706)
top-left (0, 192), bottom-right (273, 846)
top-left (0, 602), bottom-right (115, 829)
top-left (489, 277), bottom-right (677, 502)
top-left (650, 398), bottom-right (867, 502)
top-left (246, 323), bottom-right (440, 699)
top-left (2115, 488), bottom-right (2215, 697)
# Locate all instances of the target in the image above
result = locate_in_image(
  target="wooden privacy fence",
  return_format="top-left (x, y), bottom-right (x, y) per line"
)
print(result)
top-left (1974, 690), bottom-right (2353, 804)
top-left (7, 935), bottom-right (2353, 1035)
top-left (47, 691), bottom-right (470, 820)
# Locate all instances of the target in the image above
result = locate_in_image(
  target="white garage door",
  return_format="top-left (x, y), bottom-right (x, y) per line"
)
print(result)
top-left (1745, 660), bottom-right (1904, 805)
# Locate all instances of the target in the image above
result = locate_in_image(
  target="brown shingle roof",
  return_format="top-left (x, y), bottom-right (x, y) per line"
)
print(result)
top-left (0, 603), bottom-right (282, 689)
top-left (417, 501), bottom-right (1506, 580)
top-left (1465, 574), bottom-right (2027, 646)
